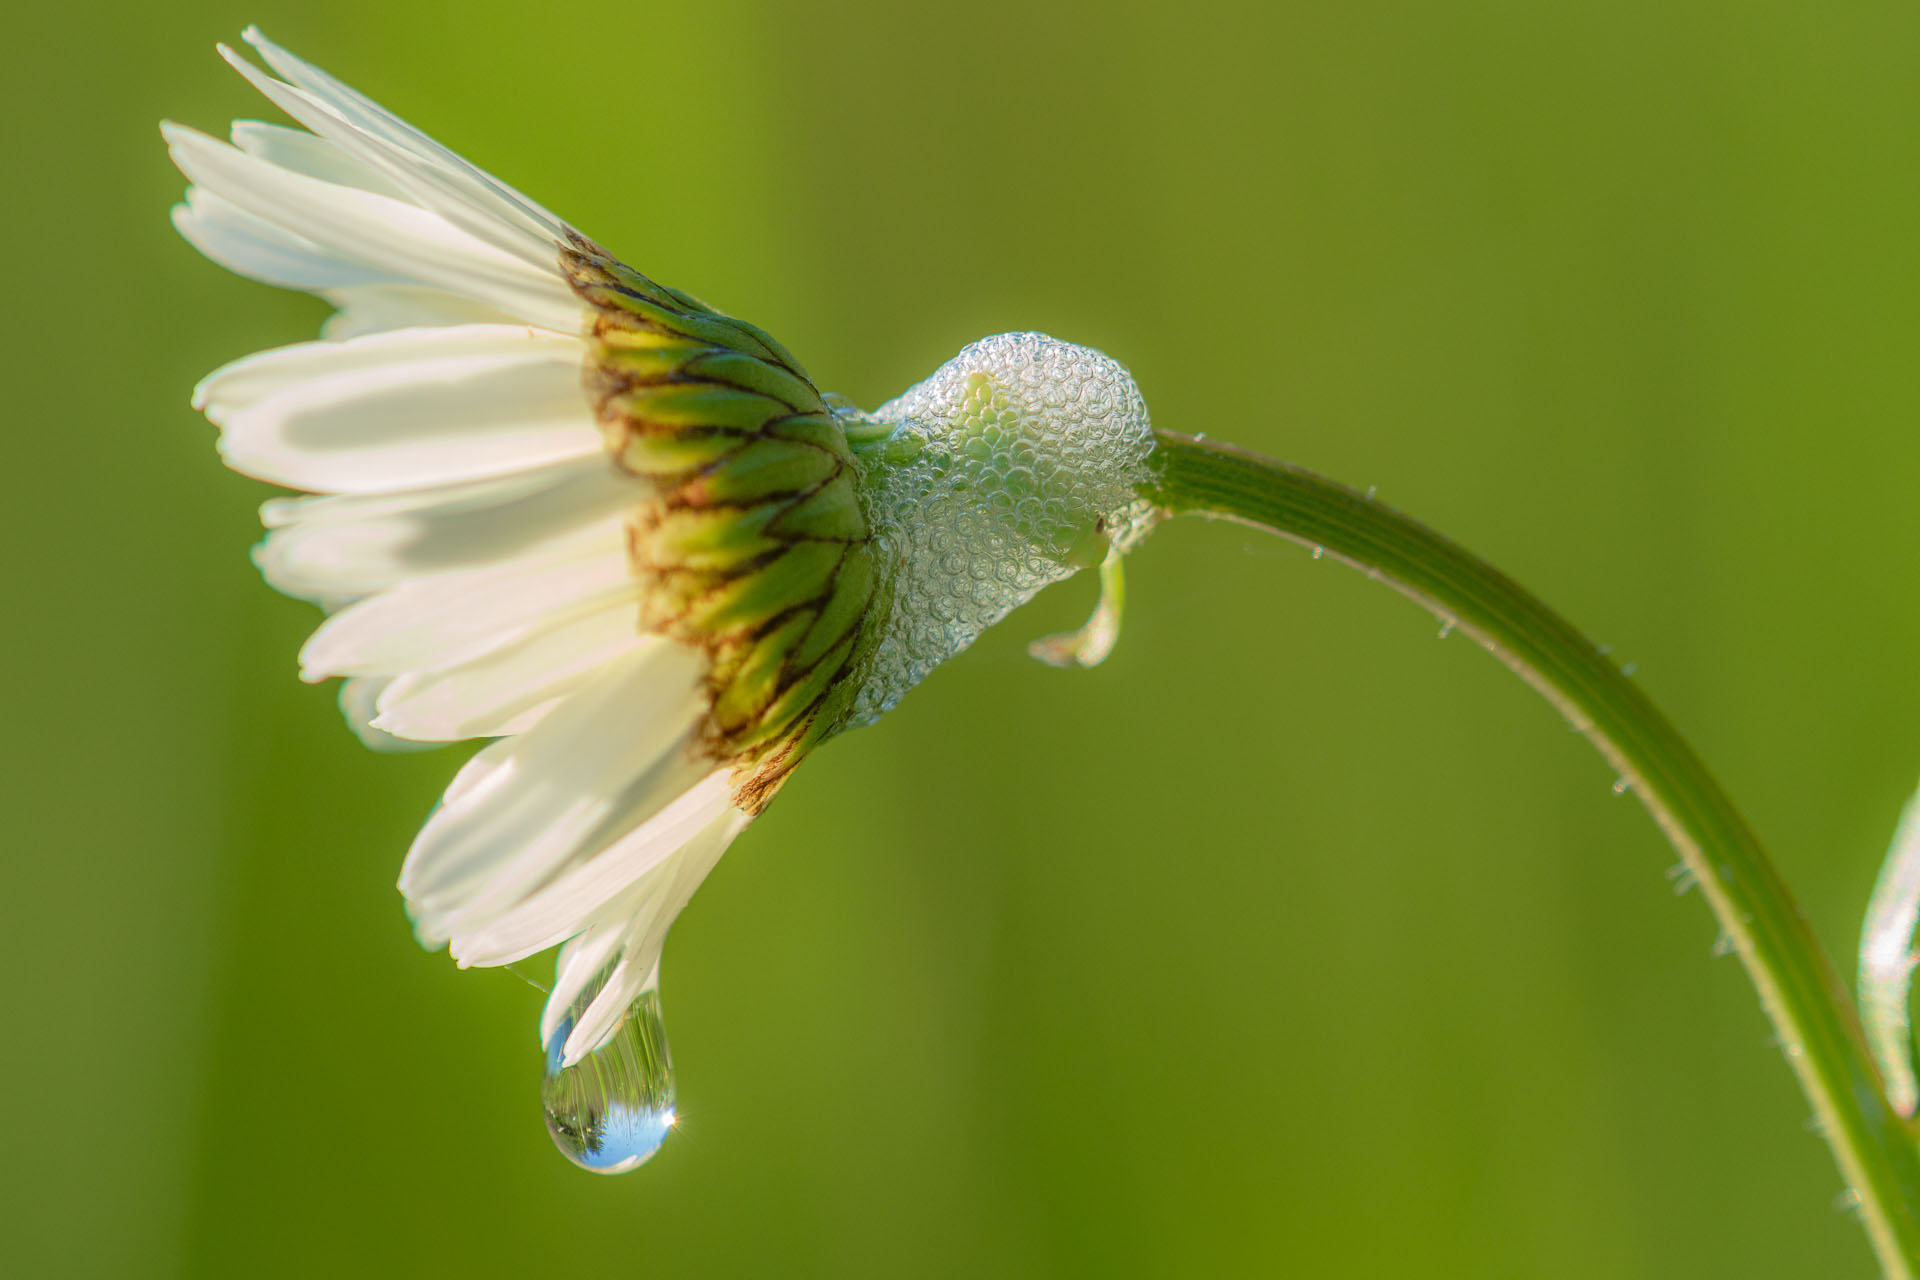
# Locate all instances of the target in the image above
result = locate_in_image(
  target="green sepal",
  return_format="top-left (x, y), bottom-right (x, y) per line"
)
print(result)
top-left (682, 350), bottom-right (822, 413)
top-left (790, 545), bottom-right (874, 672)
top-left (613, 382), bottom-right (790, 433)
top-left (682, 541), bottom-right (844, 635)
top-left (690, 437), bottom-right (842, 505)
top-left (612, 427), bottom-right (748, 479)
top-left (596, 335), bottom-right (714, 381)
top-left (710, 611), bottom-right (816, 735)
top-left (581, 285), bottom-right (791, 367)
top-left (768, 477), bottom-right (868, 542)
top-left (727, 628), bottom-right (858, 756)
top-left (753, 631), bottom-right (859, 746)
top-left (631, 503), bottom-right (785, 572)
top-left (765, 412), bottom-right (855, 461)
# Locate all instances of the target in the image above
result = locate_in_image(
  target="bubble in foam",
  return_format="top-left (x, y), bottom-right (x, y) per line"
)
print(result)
top-left (833, 332), bottom-right (1159, 729)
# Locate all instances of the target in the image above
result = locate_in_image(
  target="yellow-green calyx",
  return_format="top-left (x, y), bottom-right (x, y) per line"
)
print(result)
top-left (563, 237), bottom-right (877, 812)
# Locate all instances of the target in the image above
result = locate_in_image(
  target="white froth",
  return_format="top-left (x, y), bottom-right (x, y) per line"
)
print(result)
top-left (835, 332), bottom-right (1158, 729)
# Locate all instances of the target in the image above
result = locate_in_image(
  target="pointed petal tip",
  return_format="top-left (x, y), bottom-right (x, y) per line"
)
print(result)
top-left (188, 367), bottom-right (219, 413)
top-left (243, 27), bottom-right (308, 80)
top-left (219, 41), bottom-right (282, 94)
top-left (240, 27), bottom-right (282, 64)
top-left (366, 709), bottom-right (460, 743)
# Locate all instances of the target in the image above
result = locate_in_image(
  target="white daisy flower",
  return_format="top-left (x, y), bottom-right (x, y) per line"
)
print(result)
top-left (166, 28), bottom-right (1161, 1173)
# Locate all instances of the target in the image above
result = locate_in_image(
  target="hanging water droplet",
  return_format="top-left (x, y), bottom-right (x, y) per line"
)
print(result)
top-left (542, 983), bottom-right (676, 1175)
top-left (1611, 776), bottom-right (1630, 795)
top-left (1310, 545), bottom-right (1324, 560)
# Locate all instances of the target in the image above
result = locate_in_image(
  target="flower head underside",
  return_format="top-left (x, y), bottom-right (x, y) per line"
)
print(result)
top-left (165, 29), bottom-right (1158, 1147)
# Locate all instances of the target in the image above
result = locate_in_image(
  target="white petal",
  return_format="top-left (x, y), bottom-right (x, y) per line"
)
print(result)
top-left (240, 29), bottom-right (576, 256)
top-left (372, 606), bottom-right (654, 742)
top-left (440, 736), bottom-right (518, 810)
top-left (338, 676), bottom-right (443, 753)
top-left (319, 284), bottom-right (518, 339)
top-left (541, 910), bottom-right (647, 1047)
top-left (195, 323), bottom-right (582, 421)
top-left (432, 764), bottom-right (720, 944)
top-left (163, 122), bottom-right (582, 331)
top-left (220, 43), bottom-right (566, 273)
top-left (299, 531), bottom-right (634, 680)
top-left (171, 187), bottom-right (398, 291)
top-left (419, 733), bottom-right (711, 944)
top-left (400, 645), bottom-right (709, 934)
top-left (260, 458), bottom-right (569, 529)
top-left (555, 809), bottom-right (748, 1065)
top-left (230, 120), bottom-right (411, 199)
top-left (562, 947), bottom-right (656, 1066)
top-left (208, 330), bottom-right (601, 494)
top-left (451, 773), bottom-right (739, 969)
top-left (253, 451), bottom-right (638, 600)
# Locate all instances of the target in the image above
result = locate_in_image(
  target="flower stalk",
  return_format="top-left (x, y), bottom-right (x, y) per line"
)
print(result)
top-left (1141, 431), bottom-right (1920, 1276)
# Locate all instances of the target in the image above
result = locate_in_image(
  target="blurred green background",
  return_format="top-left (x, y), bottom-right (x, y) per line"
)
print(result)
top-left (9, 0), bottom-right (1920, 1275)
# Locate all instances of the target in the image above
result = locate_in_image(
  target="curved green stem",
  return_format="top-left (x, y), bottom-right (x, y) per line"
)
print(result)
top-left (1141, 431), bottom-right (1920, 1276)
